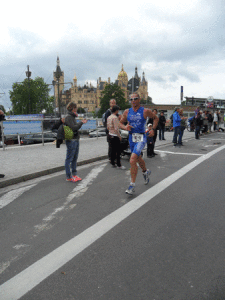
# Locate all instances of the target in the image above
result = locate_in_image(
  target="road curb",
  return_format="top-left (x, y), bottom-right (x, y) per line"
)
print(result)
top-left (0, 155), bottom-right (108, 189)
top-left (0, 134), bottom-right (204, 189)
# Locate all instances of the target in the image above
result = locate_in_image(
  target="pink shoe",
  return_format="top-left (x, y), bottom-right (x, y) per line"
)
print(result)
top-left (66, 178), bottom-right (76, 182)
top-left (72, 175), bottom-right (82, 182)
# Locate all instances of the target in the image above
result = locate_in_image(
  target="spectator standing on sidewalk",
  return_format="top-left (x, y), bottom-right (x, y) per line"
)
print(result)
top-left (104, 99), bottom-right (116, 161)
top-left (195, 106), bottom-right (200, 116)
top-left (178, 108), bottom-right (187, 145)
top-left (64, 102), bottom-right (87, 182)
top-left (107, 105), bottom-right (126, 169)
top-left (202, 111), bottom-right (208, 134)
top-left (217, 111), bottom-right (221, 130)
top-left (146, 123), bottom-right (154, 158)
top-left (207, 111), bottom-right (213, 132)
top-left (147, 108), bottom-right (158, 157)
top-left (172, 107), bottom-right (182, 147)
top-left (0, 110), bottom-right (6, 178)
top-left (195, 112), bottom-right (203, 139)
top-left (213, 111), bottom-right (218, 131)
top-left (158, 111), bottom-right (166, 141)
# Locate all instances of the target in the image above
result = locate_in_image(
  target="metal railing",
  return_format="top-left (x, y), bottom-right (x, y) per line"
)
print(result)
top-left (0, 119), bottom-right (102, 150)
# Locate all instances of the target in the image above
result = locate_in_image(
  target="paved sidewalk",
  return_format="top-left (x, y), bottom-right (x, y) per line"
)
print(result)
top-left (0, 131), bottom-right (196, 188)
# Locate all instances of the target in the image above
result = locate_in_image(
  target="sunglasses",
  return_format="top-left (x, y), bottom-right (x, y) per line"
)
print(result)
top-left (130, 97), bottom-right (139, 101)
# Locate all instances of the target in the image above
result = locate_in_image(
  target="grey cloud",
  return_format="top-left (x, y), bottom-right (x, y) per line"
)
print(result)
top-left (178, 70), bottom-right (201, 82)
top-left (169, 74), bottom-right (179, 82)
top-left (149, 75), bottom-right (166, 83)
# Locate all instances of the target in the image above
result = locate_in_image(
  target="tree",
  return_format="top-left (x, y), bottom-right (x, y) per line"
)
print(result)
top-left (77, 107), bottom-right (86, 114)
top-left (98, 83), bottom-right (130, 117)
top-left (9, 77), bottom-right (54, 114)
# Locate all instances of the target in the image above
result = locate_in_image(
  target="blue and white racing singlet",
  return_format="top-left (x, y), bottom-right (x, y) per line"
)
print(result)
top-left (127, 106), bottom-right (147, 156)
top-left (127, 106), bottom-right (146, 134)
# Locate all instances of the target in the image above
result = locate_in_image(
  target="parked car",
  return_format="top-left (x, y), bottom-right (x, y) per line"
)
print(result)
top-left (89, 128), bottom-right (106, 138)
top-left (20, 132), bottom-right (57, 145)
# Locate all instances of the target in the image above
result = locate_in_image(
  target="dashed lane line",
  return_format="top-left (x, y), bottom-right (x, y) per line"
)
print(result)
top-left (155, 150), bottom-right (204, 156)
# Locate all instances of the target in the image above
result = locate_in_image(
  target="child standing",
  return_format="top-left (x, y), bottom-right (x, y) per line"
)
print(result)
top-left (146, 123), bottom-right (154, 158)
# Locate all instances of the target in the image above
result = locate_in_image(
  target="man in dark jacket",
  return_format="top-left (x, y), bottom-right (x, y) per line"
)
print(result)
top-left (0, 110), bottom-right (6, 178)
top-left (147, 108), bottom-right (158, 157)
top-left (64, 102), bottom-right (87, 182)
top-left (158, 111), bottom-right (166, 140)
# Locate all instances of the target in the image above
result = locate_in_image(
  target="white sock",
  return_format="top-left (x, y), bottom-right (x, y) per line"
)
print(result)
top-left (130, 182), bottom-right (135, 186)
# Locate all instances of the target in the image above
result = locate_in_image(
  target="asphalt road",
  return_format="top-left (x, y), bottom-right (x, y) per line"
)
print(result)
top-left (0, 134), bottom-right (225, 300)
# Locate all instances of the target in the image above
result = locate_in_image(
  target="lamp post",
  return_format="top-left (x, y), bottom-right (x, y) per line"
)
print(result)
top-left (25, 65), bottom-right (32, 113)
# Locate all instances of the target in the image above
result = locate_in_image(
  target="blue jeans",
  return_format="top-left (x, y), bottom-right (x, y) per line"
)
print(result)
top-left (195, 126), bottom-right (200, 139)
top-left (65, 140), bottom-right (79, 179)
top-left (173, 126), bottom-right (181, 144)
top-left (179, 126), bottom-right (185, 144)
top-left (159, 127), bottom-right (165, 140)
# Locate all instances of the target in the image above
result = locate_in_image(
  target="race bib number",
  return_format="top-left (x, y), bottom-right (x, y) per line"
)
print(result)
top-left (132, 133), bottom-right (144, 143)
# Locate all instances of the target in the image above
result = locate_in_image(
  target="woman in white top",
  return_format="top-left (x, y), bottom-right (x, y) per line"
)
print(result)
top-left (213, 111), bottom-right (218, 131)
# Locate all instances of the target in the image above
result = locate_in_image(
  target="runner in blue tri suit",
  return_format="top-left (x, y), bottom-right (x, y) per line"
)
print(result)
top-left (120, 93), bottom-right (159, 195)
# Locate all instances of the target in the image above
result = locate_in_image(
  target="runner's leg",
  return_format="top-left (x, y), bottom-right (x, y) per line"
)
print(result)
top-left (137, 155), bottom-right (147, 172)
top-left (130, 153), bottom-right (139, 183)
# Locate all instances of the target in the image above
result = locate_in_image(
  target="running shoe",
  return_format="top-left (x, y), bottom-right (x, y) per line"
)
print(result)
top-left (143, 169), bottom-right (151, 185)
top-left (66, 178), bottom-right (76, 182)
top-left (117, 166), bottom-right (126, 170)
top-left (72, 175), bottom-right (82, 182)
top-left (125, 184), bottom-right (135, 195)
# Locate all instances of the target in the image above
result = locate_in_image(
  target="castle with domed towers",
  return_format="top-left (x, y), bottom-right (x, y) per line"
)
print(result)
top-left (53, 57), bottom-right (148, 112)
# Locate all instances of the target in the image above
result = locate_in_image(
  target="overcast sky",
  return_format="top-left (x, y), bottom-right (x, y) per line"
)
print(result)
top-left (0, 0), bottom-right (224, 110)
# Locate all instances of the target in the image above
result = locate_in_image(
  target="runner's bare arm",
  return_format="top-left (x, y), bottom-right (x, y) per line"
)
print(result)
top-left (119, 109), bottom-right (133, 131)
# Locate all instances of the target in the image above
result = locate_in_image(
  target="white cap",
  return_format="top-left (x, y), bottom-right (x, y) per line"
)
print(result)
top-left (148, 123), bottom-right (152, 127)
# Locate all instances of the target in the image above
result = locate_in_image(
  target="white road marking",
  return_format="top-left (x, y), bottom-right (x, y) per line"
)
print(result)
top-left (0, 257), bottom-right (18, 275)
top-left (0, 184), bottom-right (37, 209)
top-left (0, 145), bottom-right (224, 300)
top-left (33, 164), bottom-right (107, 235)
top-left (0, 159), bottom-right (108, 196)
top-left (13, 245), bottom-right (30, 250)
top-left (200, 138), bottom-right (225, 140)
top-left (155, 150), bottom-right (203, 156)
top-left (0, 246), bottom-right (31, 275)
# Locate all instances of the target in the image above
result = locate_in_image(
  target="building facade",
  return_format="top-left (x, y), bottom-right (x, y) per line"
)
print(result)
top-left (53, 57), bottom-right (148, 112)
